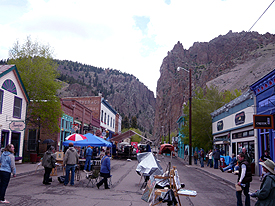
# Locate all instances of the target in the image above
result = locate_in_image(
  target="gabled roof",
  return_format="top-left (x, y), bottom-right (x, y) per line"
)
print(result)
top-left (0, 65), bottom-right (30, 102)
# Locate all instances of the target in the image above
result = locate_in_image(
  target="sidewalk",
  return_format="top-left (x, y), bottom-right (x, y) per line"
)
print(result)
top-left (178, 157), bottom-right (261, 193)
top-left (15, 162), bottom-right (44, 176)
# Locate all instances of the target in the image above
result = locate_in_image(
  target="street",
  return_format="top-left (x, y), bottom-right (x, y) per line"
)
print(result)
top-left (6, 155), bottom-right (256, 206)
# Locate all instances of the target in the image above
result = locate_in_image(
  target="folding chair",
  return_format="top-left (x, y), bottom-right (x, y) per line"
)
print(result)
top-left (86, 166), bottom-right (100, 187)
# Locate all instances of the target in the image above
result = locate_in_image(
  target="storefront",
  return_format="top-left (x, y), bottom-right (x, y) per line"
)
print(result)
top-left (211, 90), bottom-right (258, 174)
top-left (250, 69), bottom-right (275, 169)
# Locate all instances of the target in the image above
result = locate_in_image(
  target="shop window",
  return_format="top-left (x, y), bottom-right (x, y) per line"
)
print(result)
top-left (0, 90), bottom-right (3, 114)
top-left (13, 97), bottom-right (22, 119)
top-left (28, 129), bottom-right (37, 151)
top-left (11, 132), bottom-right (20, 157)
top-left (248, 130), bottom-right (254, 136)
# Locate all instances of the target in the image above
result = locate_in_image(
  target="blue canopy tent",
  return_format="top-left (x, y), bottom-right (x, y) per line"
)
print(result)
top-left (63, 133), bottom-right (112, 147)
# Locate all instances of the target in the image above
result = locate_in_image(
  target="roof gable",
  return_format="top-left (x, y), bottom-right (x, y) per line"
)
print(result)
top-left (0, 65), bottom-right (30, 102)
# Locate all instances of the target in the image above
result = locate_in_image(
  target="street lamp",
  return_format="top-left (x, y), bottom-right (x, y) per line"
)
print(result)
top-left (177, 66), bottom-right (192, 165)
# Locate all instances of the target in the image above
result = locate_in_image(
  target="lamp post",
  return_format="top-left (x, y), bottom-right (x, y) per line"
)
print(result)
top-left (177, 66), bottom-right (192, 165)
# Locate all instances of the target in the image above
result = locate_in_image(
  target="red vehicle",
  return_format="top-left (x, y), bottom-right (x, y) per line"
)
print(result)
top-left (159, 144), bottom-right (174, 154)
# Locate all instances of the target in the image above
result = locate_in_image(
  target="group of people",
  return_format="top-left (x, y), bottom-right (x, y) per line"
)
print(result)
top-left (41, 142), bottom-right (111, 189)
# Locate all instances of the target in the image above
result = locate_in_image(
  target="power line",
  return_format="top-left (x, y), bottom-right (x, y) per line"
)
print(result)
top-left (202, 0), bottom-right (275, 87)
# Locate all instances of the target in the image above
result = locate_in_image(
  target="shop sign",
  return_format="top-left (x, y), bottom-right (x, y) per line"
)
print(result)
top-left (9, 121), bottom-right (25, 131)
top-left (217, 120), bottom-right (223, 131)
top-left (253, 115), bottom-right (274, 129)
top-left (235, 111), bottom-right (245, 125)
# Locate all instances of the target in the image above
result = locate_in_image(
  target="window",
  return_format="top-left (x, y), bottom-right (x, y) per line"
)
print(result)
top-left (2, 79), bottom-right (17, 95)
top-left (0, 90), bottom-right (3, 113)
top-left (104, 112), bottom-right (106, 123)
top-left (13, 97), bottom-right (22, 118)
top-left (101, 110), bottom-right (104, 122)
top-left (28, 129), bottom-right (37, 151)
top-left (61, 119), bottom-right (64, 129)
top-left (108, 115), bottom-right (109, 126)
top-left (110, 117), bottom-right (112, 127)
top-left (66, 121), bottom-right (69, 129)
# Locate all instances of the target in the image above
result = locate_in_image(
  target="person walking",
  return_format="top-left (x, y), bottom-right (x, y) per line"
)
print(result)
top-left (97, 150), bottom-right (111, 189)
top-left (64, 142), bottom-right (79, 186)
top-left (250, 159), bottom-right (275, 206)
top-left (213, 148), bottom-right (220, 169)
top-left (84, 146), bottom-right (93, 172)
top-left (193, 151), bottom-right (198, 165)
top-left (0, 144), bottom-right (16, 204)
top-left (42, 146), bottom-right (56, 185)
top-left (220, 153), bottom-right (237, 172)
top-left (236, 153), bottom-right (252, 206)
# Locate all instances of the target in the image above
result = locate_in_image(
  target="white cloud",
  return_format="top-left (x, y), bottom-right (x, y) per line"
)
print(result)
top-left (0, 0), bottom-right (274, 96)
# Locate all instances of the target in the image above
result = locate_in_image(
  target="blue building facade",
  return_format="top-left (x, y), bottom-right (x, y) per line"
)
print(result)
top-left (250, 69), bottom-right (275, 166)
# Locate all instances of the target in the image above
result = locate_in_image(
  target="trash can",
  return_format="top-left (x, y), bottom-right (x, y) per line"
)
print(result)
top-left (30, 153), bottom-right (37, 163)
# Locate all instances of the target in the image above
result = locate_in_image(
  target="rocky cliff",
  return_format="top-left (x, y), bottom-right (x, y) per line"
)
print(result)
top-left (153, 31), bottom-right (275, 142)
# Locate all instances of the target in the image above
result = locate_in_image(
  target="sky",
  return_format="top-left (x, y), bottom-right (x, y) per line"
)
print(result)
top-left (0, 0), bottom-right (275, 96)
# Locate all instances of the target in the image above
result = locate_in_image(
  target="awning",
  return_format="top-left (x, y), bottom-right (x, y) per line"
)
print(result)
top-left (110, 130), bottom-right (152, 143)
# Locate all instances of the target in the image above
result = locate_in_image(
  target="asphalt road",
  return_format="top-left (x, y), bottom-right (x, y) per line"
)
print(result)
top-left (5, 155), bottom-right (255, 206)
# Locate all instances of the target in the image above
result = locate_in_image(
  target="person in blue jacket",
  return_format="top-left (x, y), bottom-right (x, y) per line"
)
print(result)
top-left (220, 153), bottom-right (237, 172)
top-left (97, 150), bottom-right (111, 189)
top-left (0, 144), bottom-right (16, 204)
top-left (84, 146), bottom-right (93, 172)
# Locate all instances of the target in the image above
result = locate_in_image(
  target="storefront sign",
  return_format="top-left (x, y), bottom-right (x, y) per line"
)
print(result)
top-left (217, 120), bottom-right (223, 131)
top-left (253, 115), bottom-right (274, 129)
top-left (235, 111), bottom-right (245, 125)
top-left (9, 121), bottom-right (25, 131)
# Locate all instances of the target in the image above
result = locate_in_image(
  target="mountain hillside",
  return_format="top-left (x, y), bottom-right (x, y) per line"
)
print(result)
top-left (154, 31), bottom-right (275, 142)
top-left (56, 60), bottom-right (156, 135)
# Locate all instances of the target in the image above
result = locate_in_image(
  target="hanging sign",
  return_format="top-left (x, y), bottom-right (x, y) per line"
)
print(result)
top-left (253, 115), bottom-right (274, 129)
top-left (9, 121), bottom-right (26, 131)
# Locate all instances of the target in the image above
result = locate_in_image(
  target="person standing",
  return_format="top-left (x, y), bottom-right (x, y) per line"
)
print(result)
top-left (213, 148), bottom-right (220, 169)
top-left (259, 150), bottom-right (272, 181)
top-left (184, 148), bottom-right (188, 162)
top-left (200, 149), bottom-right (205, 167)
top-left (193, 151), bottom-right (198, 165)
top-left (207, 150), bottom-right (213, 168)
top-left (84, 146), bottom-right (93, 172)
top-left (97, 150), bottom-right (111, 189)
top-left (0, 144), bottom-right (16, 204)
top-left (42, 146), bottom-right (56, 185)
top-left (242, 147), bottom-right (251, 164)
top-left (236, 153), bottom-right (252, 206)
top-left (250, 159), bottom-right (275, 206)
top-left (64, 142), bottom-right (79, 186)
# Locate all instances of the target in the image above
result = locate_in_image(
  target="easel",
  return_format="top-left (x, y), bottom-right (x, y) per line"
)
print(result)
top-left (152, 166), bottom-right (196, 206)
